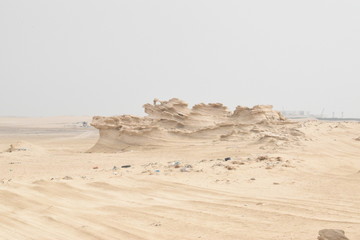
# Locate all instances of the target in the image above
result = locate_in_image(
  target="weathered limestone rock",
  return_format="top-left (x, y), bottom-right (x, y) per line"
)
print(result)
top-left (318, 229), bottom-right (349, 240)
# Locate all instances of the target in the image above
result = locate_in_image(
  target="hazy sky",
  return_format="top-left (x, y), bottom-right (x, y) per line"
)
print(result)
top-left (1, 1), bottom-right (359, 117)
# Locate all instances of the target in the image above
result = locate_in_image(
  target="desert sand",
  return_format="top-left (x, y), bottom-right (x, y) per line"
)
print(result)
top-left (1, 99), bottom-right (360, 240)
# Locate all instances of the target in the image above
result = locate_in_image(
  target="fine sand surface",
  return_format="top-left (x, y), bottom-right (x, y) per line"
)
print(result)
top-left (1, 113), bottom-right (360, 239)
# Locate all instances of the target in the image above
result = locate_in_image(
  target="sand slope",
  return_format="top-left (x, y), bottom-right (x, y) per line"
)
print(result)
top-left (0, 113), bottom-right (360, 239)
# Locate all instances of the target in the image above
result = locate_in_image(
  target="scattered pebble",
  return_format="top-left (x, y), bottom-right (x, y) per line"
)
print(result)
top-left (232, 161), bottom-right (244, 165)
top-left (225, 165), bottom-right (236, 170)
top-left (9, 162), bottom-right (21, 165)
top-left (151, 222), bottom-right (161, 227)
top-left (212, 163), bottom-right (224, 167)
top-left (169, 161), bottom-right (182, 168)
top-left (257, 156), bottom-right (268, 161)
top-left (1, 179), bottom-right (12, 184)
top-left (180, 167), bottom-right (192, 172)
top-left (282, 164), bottom-right (294, 168)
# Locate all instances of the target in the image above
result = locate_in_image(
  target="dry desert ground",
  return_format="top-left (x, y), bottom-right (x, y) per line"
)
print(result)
top-left (0, 110), bottom-right (360, 239)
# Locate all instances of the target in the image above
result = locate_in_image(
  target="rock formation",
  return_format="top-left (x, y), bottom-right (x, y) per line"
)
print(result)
top-left (89, 98), bottom-right (296, 152)
top-left (318, 229), bottom-right (349, 240)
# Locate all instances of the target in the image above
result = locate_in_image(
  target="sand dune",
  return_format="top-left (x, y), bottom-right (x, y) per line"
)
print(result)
top-left (1, 104), bottom-right (360, 240)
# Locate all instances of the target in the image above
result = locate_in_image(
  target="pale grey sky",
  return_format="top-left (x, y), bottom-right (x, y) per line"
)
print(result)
top-left (1, 0), bottom-right (359, 117)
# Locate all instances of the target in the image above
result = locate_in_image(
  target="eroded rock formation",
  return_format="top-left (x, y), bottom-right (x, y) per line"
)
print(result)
top-left (89, 98), bottom-right (298, 152)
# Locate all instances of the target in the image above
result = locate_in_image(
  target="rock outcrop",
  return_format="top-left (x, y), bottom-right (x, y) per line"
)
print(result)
top-left (318, 229), bottom-right (349, 240)
top-left (89, 98), bottom-right (296, 152)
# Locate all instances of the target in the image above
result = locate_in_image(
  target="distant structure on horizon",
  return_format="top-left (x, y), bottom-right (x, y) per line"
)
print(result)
top-left (281, 110), bottom-right (360, 122)
top-left (281, 110), bottom-right (322, 119)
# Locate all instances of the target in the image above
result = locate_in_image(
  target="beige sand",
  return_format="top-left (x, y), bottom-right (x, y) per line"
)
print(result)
top-left (1, 107), bottom-right (360, 239)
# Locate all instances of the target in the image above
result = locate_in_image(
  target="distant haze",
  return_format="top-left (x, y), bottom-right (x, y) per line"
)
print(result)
top-left (1, 1), bottom-right (359, 117)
